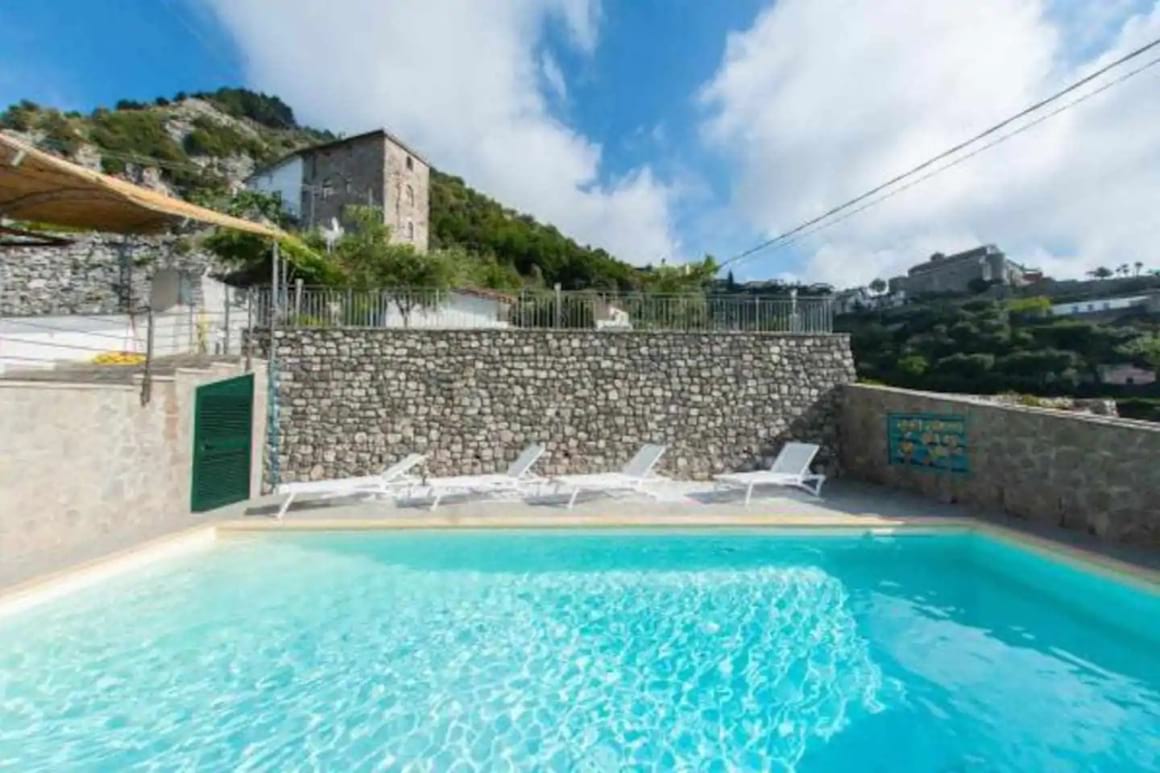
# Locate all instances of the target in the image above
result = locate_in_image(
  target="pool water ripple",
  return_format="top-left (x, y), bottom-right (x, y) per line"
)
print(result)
top-left (0, 531), bottom-right (1156, 771)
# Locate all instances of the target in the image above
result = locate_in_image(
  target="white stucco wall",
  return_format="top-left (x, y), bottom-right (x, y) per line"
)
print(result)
top-left (1051, 296), bottom-right (1147, 316)
top-left (0, 280), bottom-right (249, 373)
top-left (0, 363), bottom-right (268, 587)
top-left (379, 293), bottom-right (509, 328)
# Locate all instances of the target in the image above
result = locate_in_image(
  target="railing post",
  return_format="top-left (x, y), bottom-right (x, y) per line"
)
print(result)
top-left (244, 288), bottom-right (253, 372)
top-left (140, 305), bottom-right (154, 406)
top-left (554, 283), bottom-right (562, 329)
top-left (223, 290), bottom-right (231, 355)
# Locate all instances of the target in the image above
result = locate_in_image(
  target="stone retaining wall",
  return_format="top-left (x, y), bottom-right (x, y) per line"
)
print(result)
top-left (269, 330), bottom-right (856, 484)
top-left (840, 384), bottom-right (1160, 547)
top-left (0, 233), bottom-right (216, 315)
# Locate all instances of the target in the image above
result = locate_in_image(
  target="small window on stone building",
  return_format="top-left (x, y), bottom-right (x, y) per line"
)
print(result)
top-left (406, 156), bottom-right (414, 171)
top-left (406, 184), bottom-right (414, 207)
top-left (407, 220), bottom-right (415, 240)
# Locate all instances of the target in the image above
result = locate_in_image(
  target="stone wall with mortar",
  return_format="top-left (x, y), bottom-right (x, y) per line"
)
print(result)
top-left (0, 364), bottom-right (267, 588)
top-left (268, 330), bottom-right (855, 485)
top-left (0, 233), bottom-right (217, 316)
top-left (298, 131), bottom-right (430, 252)
top-left (840, 384), bottom-right (1160, 547)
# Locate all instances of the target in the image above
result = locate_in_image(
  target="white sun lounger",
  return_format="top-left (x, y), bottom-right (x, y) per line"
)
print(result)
top-left (274, 453), bottom-right (426, 519)
top-left (551, 443), bottom-right (669, 509)
top-left (410, 444), bottom-right (547, 511)
top-left (714, 442), bottom-right (826, 505)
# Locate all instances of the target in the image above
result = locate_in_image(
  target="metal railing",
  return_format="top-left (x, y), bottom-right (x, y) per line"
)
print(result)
top-left (253, 286), bottom-right (835, 334)
top-left (0, 296), bottom-right (252, 404)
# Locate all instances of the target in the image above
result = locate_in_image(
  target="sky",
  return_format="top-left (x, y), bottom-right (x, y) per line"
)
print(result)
top-left (2, 0), bottom-right (1159, 287)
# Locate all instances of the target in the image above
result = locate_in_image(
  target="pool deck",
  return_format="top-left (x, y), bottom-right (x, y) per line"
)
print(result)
top-left (2, 480), bottom-right (1157, 615)
top-left (221, 479), bottom-right (1160, 584)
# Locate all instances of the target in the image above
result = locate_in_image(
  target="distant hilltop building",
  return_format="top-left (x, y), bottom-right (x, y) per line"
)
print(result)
top-left (888, 245), bottom-right (1033, 296)
top-left (247, 129), bottom-right (430, 252)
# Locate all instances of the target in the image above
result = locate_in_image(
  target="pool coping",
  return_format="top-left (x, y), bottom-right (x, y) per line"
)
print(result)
top-left (1, 515), bottom-right (1155, 618)
top-left (0, 525), bottom-right (217, 620)
top-left (217, 515), bottom-right (1160, 591)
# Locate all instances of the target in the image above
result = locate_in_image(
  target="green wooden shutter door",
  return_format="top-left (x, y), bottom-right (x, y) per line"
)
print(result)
top-left (191, 374), bottom-right (254, 512)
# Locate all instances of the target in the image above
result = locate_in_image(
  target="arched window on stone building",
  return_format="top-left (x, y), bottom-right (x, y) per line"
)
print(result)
top-left (406, 184), bottom-right (414, 207)
top-left (407, 220), bottom-right (415, 241)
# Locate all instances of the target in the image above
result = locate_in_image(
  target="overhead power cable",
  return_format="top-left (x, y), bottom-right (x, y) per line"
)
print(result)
top-left (736, 53), bottom-right (1160, 265)
top-left (721, 35), bottom-right (1160, 268)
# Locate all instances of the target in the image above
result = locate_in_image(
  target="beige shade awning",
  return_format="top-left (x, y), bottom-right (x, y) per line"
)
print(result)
top-left (0, 131), bottom-right (284, 238)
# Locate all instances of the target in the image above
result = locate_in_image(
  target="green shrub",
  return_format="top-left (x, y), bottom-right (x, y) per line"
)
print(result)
top-left (0, 99), bottom-right (39, 131)
top-left (896, 354), bottom-right (929, 377)
top-left (90, 108), bottom-right (185, 164)
top-left (195, 87), bottom-right (298, 129)
top-left (1006, 295), bottom-right (1051, 316)
top-left (183, 116), bottom-right (264, 158)
top-left (935, 352), bottom-right (995, 378)
top-left (1116, 398), bottom-right (1160, 423)
top-left (40, 110), bottom-right (81, 155)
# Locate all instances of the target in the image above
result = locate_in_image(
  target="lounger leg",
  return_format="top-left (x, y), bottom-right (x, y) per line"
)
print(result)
top-left (793, 477), bottom-right (824, 497)
top-left (276, 492), bottom-right (295, 520)
top-left (567, 488), bottom-right (580, 509)
top-left (745, 483), bottom-right (754, 507)
top-left (430, 492), bottom-right (443, 512)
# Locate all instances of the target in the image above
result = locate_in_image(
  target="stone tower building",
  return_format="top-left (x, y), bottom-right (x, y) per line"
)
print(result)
top-left (247, 129), bottom-right (430, 252)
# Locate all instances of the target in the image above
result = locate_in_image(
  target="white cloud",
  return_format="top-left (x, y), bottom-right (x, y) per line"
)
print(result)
top-left (701, 0), bottom-right (1160, 287)
top-left (540, 51), bottom-right (567, 102)
top-left (204, 0), bottom-right (677, 264)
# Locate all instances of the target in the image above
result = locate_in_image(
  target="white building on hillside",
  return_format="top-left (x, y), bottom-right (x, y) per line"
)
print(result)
top-left (1050, 294), bottom-right (1156, 317)
top-left (1098, 364), bottom-right (1156, 386)
top-left (377, 289), bottom-right (513, 329)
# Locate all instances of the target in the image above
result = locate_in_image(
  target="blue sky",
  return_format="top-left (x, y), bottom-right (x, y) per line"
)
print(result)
top-left (3, 1), bottom-right (1159, 284)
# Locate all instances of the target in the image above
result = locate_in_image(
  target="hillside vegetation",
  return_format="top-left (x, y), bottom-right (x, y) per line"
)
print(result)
top-left (1, 88), bottom-right (668, 292)
top-left (838, 293), bottom-right (1160, 407)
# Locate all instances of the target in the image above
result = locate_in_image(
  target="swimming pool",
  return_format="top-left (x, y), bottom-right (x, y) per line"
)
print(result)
top-left (1, 530), bottom-right (1157, 771)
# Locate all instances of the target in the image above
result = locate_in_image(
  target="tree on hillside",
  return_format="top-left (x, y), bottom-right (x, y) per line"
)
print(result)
top-left (641, 255), bottom-right (720, 294)
top-left (332, 206), bottom-right (471, 325)
top-left (1087, 267), bottom-right (1114, 280)
top-left (202, 190), bottom-right (341, 286)
top-left (1134, 261), bottom-right (1144, 276)
top-left (428, 169), bottom-right (639, 291)
top-left (1006, 296), bottom-right (1051, 318)
top-left (896, 354), bottom-right (929, 378)
top-left (1117, 335), bottom-right (1160, 373)
top-left (869, 278), bottom-right (887, 295)
top-left (1117, 263), bottom-right (1130, 277)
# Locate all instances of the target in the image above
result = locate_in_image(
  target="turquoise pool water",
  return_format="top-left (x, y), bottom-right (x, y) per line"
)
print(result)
top-left (0, 531), bottom-right (1157, 771)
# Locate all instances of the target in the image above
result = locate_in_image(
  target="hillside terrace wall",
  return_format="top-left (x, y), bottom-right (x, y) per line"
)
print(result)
top-left (267, 330), bottom-right (856, 485)
top-left (841, 384), bottom-right (1160, 547)
top-left (0, 233), bottom-right (216, 316)
top-left (0, 364), bottom-right (267, 588)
